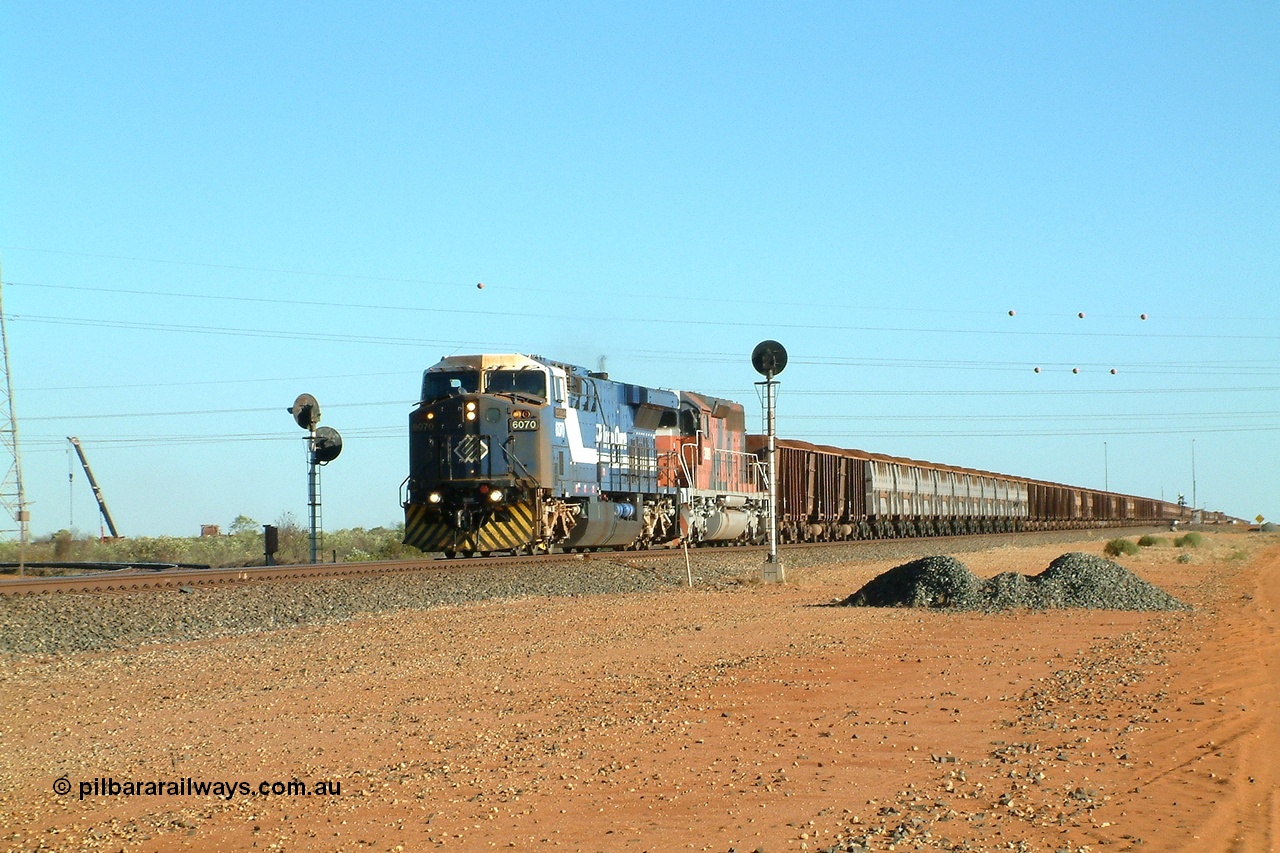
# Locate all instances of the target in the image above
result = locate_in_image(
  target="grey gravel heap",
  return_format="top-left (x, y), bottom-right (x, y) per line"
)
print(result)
top-left (841, 551), bottom-right (1190, 612)
top-left (839, 556), bottom-right (982, 609)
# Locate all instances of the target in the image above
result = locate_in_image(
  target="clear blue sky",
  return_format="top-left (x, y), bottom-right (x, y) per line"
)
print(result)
top-left (2, 2), bottom-right (1276, 538)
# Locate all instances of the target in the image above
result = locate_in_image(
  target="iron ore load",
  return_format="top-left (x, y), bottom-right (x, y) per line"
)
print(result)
top-left (751, 438), bottom-right (1195, 544)
top-left (402, 353), bottom-right (1203, 556)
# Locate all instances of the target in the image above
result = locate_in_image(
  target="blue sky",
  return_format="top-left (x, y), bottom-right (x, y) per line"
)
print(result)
top-left (2, 2), bottom-right (1276, 538)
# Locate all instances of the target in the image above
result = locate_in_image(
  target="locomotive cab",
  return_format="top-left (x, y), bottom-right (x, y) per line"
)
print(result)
top-left (403, 355), bottom-right (554, 554)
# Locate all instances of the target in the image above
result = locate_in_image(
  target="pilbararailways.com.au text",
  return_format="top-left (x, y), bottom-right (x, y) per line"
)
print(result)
top-left (55, 776), bottom-right (341, 801)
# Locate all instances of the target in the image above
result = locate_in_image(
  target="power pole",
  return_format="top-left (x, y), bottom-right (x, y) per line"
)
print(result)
top-left (1191, 439), bottom-right (1198, 520)
top-left (0, 266), bottom-right (31, 574)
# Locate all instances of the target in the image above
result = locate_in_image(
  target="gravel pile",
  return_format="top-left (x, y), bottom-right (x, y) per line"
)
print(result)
top-left (841, 551), bottom-right (1190, 612)
top-left (838, 556), bottom-right (982, 609)
top-left (1032, 552), bottom-right (1189, 610)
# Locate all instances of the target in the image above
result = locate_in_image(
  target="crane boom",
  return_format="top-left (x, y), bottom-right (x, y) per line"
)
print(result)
top-left (67, 437), bottom-right (120, 538)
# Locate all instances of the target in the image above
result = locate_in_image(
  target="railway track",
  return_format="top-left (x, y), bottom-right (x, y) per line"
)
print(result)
top-left (0, 553), bottom-right (562, 596)
top-left (0, 526), bottom-right (1175, 597)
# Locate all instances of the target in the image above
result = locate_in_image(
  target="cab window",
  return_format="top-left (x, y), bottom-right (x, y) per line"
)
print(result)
top-left (486, 369), bottom-right (547, 400)
top-left (422, 370), bottom-right (479, 403)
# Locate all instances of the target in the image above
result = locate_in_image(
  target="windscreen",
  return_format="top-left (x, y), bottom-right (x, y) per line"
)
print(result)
top-left (485, 368), bottom-right (546, 400)
top-left (421, 370), bottom-right (480, 403)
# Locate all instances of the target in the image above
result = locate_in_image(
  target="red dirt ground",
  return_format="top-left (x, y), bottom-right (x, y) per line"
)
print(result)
top-left (2, 531), bottom-right (1276, 852)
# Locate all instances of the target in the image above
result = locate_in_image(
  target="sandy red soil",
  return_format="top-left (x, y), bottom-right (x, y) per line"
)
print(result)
top-left (1, 531), bottom-right (1277, 852)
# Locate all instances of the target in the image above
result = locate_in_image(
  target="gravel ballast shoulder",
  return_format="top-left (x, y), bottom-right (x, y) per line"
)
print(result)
top-left (0, 528), bottom-right (1176, 656)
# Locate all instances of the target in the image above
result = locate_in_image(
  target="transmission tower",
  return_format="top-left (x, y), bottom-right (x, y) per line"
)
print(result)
top-left (0, 263), bottom-right (31, 571)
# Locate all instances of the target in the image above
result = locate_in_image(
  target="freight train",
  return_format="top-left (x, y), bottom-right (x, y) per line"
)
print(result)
top-left (401, 353), bottom-right (1207, 555)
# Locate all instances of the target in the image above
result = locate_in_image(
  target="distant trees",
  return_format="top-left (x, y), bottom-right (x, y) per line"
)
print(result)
top-left (229, 515), bottom-right (259, 535)
top-left (0, 516), bottom-right (422, 570)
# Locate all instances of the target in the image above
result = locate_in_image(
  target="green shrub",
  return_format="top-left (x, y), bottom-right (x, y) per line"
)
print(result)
top-left (1174, 532), bottom-right (1204, 548)
top-left (1104, 538), bottom-right (1140, 557)
top-left (1, 521), bottom-right (416, 570)
top-left (1137, 535), bottom-right (1164, 547)
top-left (52, 529), bottom-right (74, 561)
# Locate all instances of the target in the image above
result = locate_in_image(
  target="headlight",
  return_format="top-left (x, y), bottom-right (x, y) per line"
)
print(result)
top-left (488, 489), bottom-right (504, 503)
top-left (427, 492), bottom-right (442, 504)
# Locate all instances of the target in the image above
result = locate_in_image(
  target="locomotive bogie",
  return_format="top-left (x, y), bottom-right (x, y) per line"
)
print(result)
top-left (677, 491), bottom-right (767, 545)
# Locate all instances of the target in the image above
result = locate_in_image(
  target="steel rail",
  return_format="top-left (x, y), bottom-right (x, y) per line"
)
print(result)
top-left (0, 524), bottom-right (1174, 597)
top-left (0, 553), bottom-right (556, 596)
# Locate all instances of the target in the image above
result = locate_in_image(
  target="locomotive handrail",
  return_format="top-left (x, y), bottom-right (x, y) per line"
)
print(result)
top-left (677, 440), bottom-right (767, 493)
top-left (498, 437), bottom-right (535, 481)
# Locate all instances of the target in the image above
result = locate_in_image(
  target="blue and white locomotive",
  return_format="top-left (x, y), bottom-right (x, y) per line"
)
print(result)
top-left (401, 353), bottom-right (768, 555)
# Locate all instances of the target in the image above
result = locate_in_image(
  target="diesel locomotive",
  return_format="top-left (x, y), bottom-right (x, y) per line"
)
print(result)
top-left (400, 354), bottom-right (768, 555)
top-left (402, 353), bottom-right (1210, 555)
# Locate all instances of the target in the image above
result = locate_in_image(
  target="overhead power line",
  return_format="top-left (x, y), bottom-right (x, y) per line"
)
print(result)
top-left (6, 249), bottom-right (1278, 323)
top-left (1, 249), bottom-right (471, 289)
top-left (787, 411), bottom-right (1280, 422)
top-left (21, 419), bottom-right (1275, 455)
top-left (773, 387), bottom-right (1280, 397)
top-left (20, 400), bottom-right (414, 422)
top-left (804, 424), bottom-right (1280, 439)
top-left (20, 370), bottom-right (420, 394)
top-left (9, 294), bottom-right (1280, 343)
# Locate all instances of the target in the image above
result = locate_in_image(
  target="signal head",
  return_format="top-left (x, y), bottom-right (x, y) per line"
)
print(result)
top-left (313, 426), bottom-right (343, 464)
top-left (290, 394), bottom-right (320, 430)
top-left (751, 340), bottom-right (788, 377)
